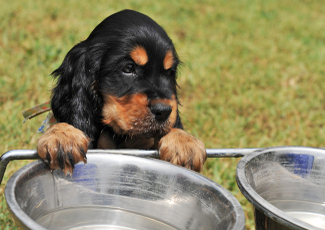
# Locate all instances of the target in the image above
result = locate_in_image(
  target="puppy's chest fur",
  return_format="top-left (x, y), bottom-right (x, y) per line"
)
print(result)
top-left (97, 128), bottom-right (156, 150)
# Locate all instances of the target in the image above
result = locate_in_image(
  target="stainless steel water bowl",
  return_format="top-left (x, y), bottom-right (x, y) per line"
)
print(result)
top-left (236, 147), bottom-right (325, 230)
top-left (6, 153), bottom-right (245, 230)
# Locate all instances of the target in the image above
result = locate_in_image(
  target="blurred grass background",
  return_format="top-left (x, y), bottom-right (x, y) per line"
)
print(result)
top-left (0, 0), bottom-right (324, 229)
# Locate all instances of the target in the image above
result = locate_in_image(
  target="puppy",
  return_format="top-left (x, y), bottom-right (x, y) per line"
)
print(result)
top-left (37, 10), bottom-right (206, 174)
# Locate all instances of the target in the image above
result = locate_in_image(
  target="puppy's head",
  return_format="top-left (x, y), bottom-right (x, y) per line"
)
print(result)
top-left (89, 10), bottom-right (180, 138)
top-left (51, 10), bottom-right (180, 140)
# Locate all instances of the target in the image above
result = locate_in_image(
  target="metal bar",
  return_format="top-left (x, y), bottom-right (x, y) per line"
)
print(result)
top-left (206, 148), bottom-right (259, 158)
top-left (0, 150), bottom-right (39, 185)
top-left (0, 148), bottom-right (259, 185)
top-left (87, 148), bottom-right (260, 158)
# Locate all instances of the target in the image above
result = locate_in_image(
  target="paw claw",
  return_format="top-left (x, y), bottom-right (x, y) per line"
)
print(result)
top-left (43, 151), bottom-right (52, 166)
top-left (57, 146), bottom-right (66, 170)
top-left (67, 151), bottom-right (75, 168)
top-left (79, 147), bottom-right (87, 159)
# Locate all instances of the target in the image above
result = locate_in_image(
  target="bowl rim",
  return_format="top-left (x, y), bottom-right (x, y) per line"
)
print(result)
top-left (6, 152), bottom-right (246, 230)
top-left (236, 146), bottom-right (325, 230)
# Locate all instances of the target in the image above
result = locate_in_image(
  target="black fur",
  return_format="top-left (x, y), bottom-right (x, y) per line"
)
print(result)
top-left (50, 10), bottom-right (183, 148)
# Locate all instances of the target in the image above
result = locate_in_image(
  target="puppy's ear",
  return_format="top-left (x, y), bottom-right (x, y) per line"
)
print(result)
top-left (51, 42), bottom-right (103, 147)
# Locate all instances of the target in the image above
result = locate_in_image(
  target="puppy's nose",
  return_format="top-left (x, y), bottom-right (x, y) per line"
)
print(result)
top-left (150, 103), bottom-right (172, 121)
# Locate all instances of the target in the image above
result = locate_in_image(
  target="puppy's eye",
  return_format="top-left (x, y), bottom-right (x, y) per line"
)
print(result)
top-left (122, 64), bottom-right (135, 74)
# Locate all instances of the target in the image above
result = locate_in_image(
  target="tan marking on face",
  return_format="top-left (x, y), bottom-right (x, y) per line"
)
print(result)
top-left (102, 94), bottom-right (178, 137)
top-left (163, 50), bottom-right (174, 70)
top-left (102, 93), bottom-right (150, 134)
top-left (130, 46), bottom-right (148, 66)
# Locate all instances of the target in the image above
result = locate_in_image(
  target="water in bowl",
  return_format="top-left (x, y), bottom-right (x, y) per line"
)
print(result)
top-left (36, 206), bottom-right (177, 230)
top-left (271, 200), bottom-right (325, 229)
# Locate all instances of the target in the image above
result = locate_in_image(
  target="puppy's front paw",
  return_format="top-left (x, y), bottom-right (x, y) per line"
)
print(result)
top-left (158, 128), bottom-right (207, 172)
top-left (37, 123), bottom-right (89, 175)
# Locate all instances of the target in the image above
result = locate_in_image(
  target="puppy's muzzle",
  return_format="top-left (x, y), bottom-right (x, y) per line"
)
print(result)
top-left (150, 102), bottom-right (172, 121)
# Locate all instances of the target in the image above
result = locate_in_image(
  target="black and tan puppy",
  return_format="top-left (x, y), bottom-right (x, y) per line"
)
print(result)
top-left (37, 10), bottom-right (206, 174)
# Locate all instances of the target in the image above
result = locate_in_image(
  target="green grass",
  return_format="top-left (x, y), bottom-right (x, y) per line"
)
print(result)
top-left (1, 0), bottom-right (324, 229)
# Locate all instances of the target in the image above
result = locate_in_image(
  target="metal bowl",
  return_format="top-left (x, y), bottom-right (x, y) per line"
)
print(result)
top-left (6, 153), bottom-right (245, 230)
top-left (236, 147), bottom-right (325, 230)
